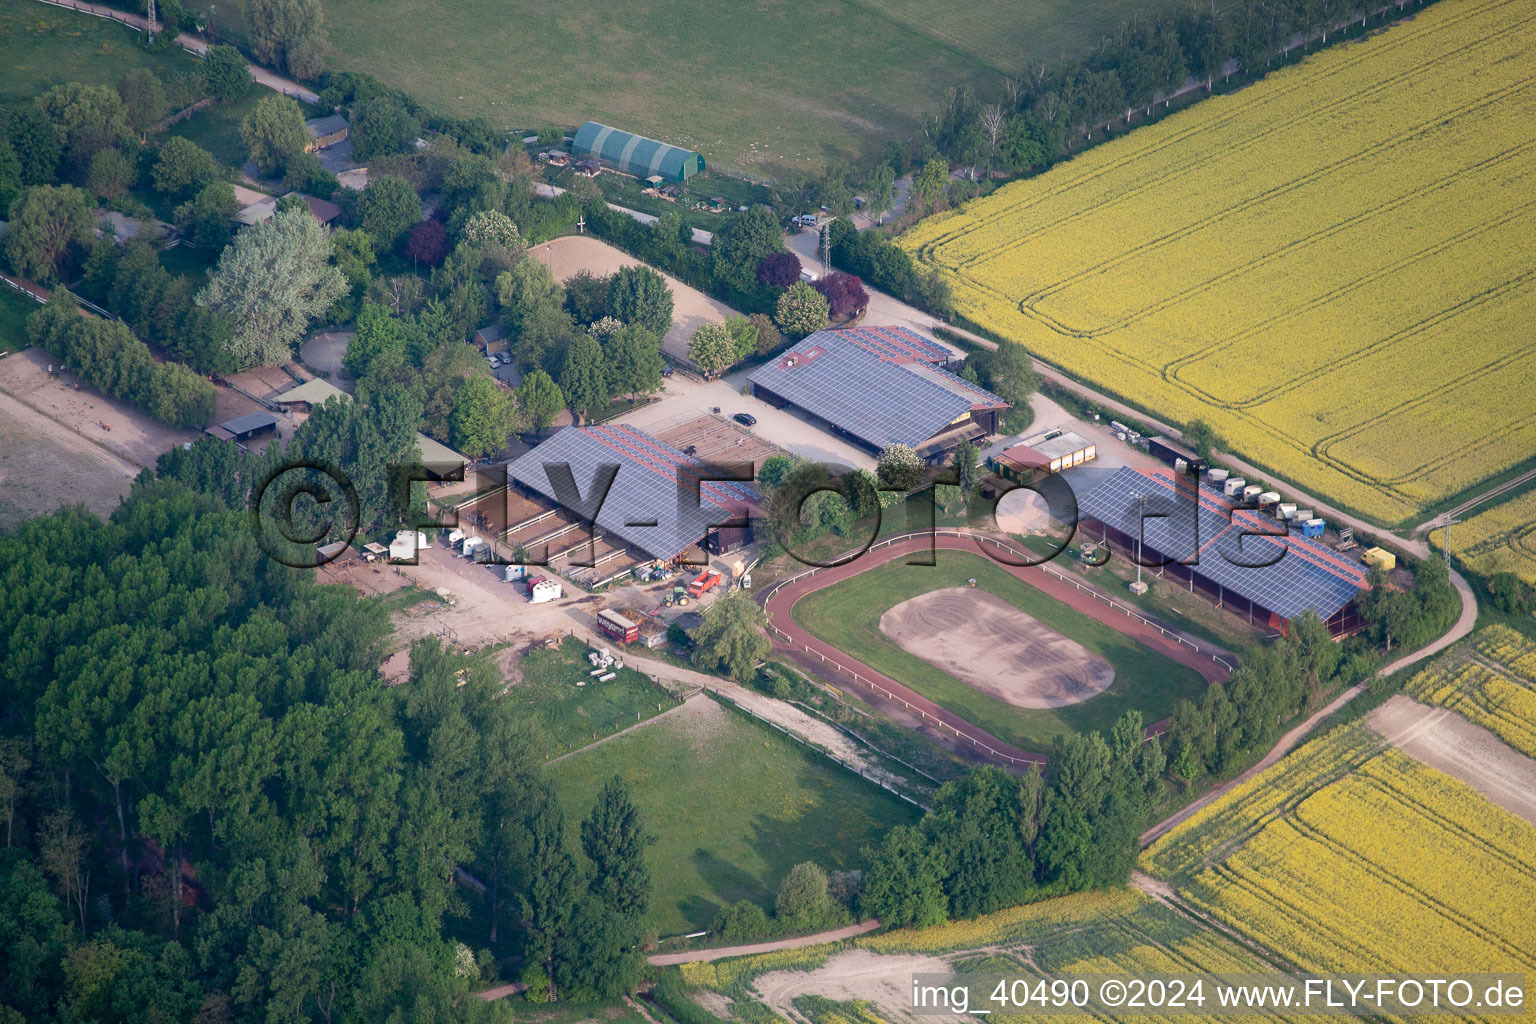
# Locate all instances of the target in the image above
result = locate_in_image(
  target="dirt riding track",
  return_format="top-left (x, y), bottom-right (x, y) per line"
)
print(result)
top-left (763, 532), bottom-right (1231, 765)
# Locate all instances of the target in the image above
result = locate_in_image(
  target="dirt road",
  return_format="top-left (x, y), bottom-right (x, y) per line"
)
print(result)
top-left (648, 920), bottom-right (881, 966)
top-left (1367, 695), bottom-right (1536, 826)
top-left (34, 0), bottom-right (320, 102)
top-left (1139, 565), bottom-right (1480, 847)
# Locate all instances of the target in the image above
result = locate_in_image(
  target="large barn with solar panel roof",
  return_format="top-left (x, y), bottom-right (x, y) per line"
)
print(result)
top-left (1077, 466), bottom-right (1370, 636)
top-left (504, 423), bottom-right (759, 564)
top-left (747, 326), bottom-right (1008, 463)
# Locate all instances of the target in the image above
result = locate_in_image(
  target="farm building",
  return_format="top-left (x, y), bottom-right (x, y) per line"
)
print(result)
top-left (205, 411), bottom-right (279, 446)
top-left (272, 377), bottom-right (347, 412)
top-left (572, 121), bottom-right (705, 182)
top-left (990, 429), bottom-right (1095, 484)
top-left (474, 322), bottom-right (510, 357)
top-left (1077, 466), bottom-right (1370, 636)
top-left (747, 326), bottom-right (1006, 461)
top-left (305, 114), bottom-right (349, 150)
top-left (505, 424), bottom-right (760, 561)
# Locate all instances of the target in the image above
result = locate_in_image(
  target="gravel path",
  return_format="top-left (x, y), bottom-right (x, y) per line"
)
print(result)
top-left (648, 920), bottom-right (881, 965)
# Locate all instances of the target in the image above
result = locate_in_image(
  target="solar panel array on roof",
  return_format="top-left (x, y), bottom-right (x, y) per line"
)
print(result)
top-left (1078, 466), bottom-right (1368, 621)
top-left (834, 325), bottom-right (952, 364)
top-left (506, 425), bottom-right (759, 560)
top-left (747, 328), bottom-right (1006, 452)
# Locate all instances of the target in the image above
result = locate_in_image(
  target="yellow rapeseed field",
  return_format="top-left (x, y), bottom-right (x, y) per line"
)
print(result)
top-left (902, 0), bottom-right (1536, 525)
top-left (1430, 490), bottom-right (1536, 583)
top-left (1146, 724), bottom-right (1536, 1003)
top-left (1404, 625), bottom-right (1536, 756)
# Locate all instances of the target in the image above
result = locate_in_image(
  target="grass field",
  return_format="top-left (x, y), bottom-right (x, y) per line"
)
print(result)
top-left (0, 0), bottom-right (201, 104)
top-left (0, 287), bottom-right (38, 351)
top-left (505, 637), bottom-right (680, 760)
top-left (789, 549), bottom-right (1207, 751)
top-left (548, 697), bottom-right (919, 936)
top-left (1404, 625), bottom-right (1536, 758)
top-left (1143, 720), bottom-right (1536, 982)
top-left (166, 89), bottom-right (269, 169)
top-left (1432, 489), bottom-right (1536, 585)
top-left (220, 0), bottom-right (1163, 176)
top-left (903, 0), bottom-right (1536, 527)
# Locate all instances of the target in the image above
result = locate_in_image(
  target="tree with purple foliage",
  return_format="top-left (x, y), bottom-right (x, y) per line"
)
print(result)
top-left (812, 272), bottom-right (869, 319)
top-left (756, 251), bottom-right (802, 289)
top-left (406, 219), bottom-right (449, 267)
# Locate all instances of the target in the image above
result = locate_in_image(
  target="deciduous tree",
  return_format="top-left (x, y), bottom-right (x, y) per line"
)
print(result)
top-left (5, 184), bottom-right (94, 284)
top-left (240, 94), bottom-right (308, 177)
top-left (197, 206), bottom-right (347, 366)
top-left (689, 593), bottom-right (770, 681)
top-left (687, 322), bottom-right (736, 378)
top-left (517, 368), bottom-right (564, 432)
top-left (607, 265), bottom-right (674, 335)
top-left (774, 280), bottom-right (829, 338)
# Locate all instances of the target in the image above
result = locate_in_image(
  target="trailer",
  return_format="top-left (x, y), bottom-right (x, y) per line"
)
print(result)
top-left (687, 568), bottom-right (723, 599)
top-left (529, 578), bottom-right (562, 604)
top-left (503, 564), bottom-right (527, 583)
top-left (597, 609), bottom-right (640, 644)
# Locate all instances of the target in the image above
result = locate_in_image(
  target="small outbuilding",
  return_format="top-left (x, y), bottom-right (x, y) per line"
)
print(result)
top-left (305, 114), bottom-right (349, 151)
top-left (205, 411), bottom-right (279, 445)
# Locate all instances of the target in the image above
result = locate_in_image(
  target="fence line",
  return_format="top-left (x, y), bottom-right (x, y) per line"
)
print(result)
top-left (701, 687), bottom-right (931, 812)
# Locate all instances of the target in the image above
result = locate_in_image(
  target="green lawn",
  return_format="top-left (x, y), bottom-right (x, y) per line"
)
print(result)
top-left (0, 0), bottom-right (202, 104)
top-left (0, 287), bottom-right (41, 352)
top-left (791, 549), bottom-right (1208, 752)
top-left (261, 0), bottom-right (1169, 176)
top-left (166, 89), bottom-right (267, 169)
top-left (508, 637), bottom-right (681, 760)
top-left (548, 697), bottom-right (920, 936)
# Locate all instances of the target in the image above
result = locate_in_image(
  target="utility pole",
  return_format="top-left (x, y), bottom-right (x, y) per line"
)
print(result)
top-left (1440, 514), bottom-right (1461, 563)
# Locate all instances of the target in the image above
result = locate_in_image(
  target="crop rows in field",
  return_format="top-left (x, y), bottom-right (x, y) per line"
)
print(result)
top-left (1139, 722), bottom-right (1382, 882)
top-left (901, 0), bottom-right (1536, 525)
top-left (1148, 732), bottom-right (1536, 1000)
top-left (1431, 489), bottom-right (1536, 583)
top-left (1404, 626), bottom-right (1536, 757)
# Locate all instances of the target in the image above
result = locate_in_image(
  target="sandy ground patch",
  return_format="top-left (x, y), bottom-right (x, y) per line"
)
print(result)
top-left (300, 331), bottom-right (356, 391)
top-left (543, 235), bottom-right (738, 365)
top-left (0, 388), bottom-right (135, 529)
top-left (993, 487), bottom-right (1057, 535)
top-left (1367, 694), bottom-right (1536, 826)
top-left (0, 348), bottom-right (198, 468)
top-left (754, 949), bottom-right (951, 1024)
top-left (879, 588), bottom-right (1115, 709)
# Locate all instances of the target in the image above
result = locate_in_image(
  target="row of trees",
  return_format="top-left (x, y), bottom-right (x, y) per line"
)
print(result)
top-left (0, 483), bottom-right (656, 1024)
top-left (917, 0), bottom-right (1440, 178)
top-left (27, 290), bottom-right (217, 428)
top-left (863, 719), bottom-right (1164, 927)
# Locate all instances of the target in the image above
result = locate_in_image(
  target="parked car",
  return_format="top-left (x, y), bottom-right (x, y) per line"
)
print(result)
top-left (733, 412), bottom-right (757, 427)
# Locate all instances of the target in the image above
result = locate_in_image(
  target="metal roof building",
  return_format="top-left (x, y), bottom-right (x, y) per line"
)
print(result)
top-left (506, 424), bottom-right (759, 560)
top-left (572, 122), bottom-right (705, 182)
top-left (1077, 466), bottom-right (1370, 635)
top-left (747, 327), bottom-right (1006, 460)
